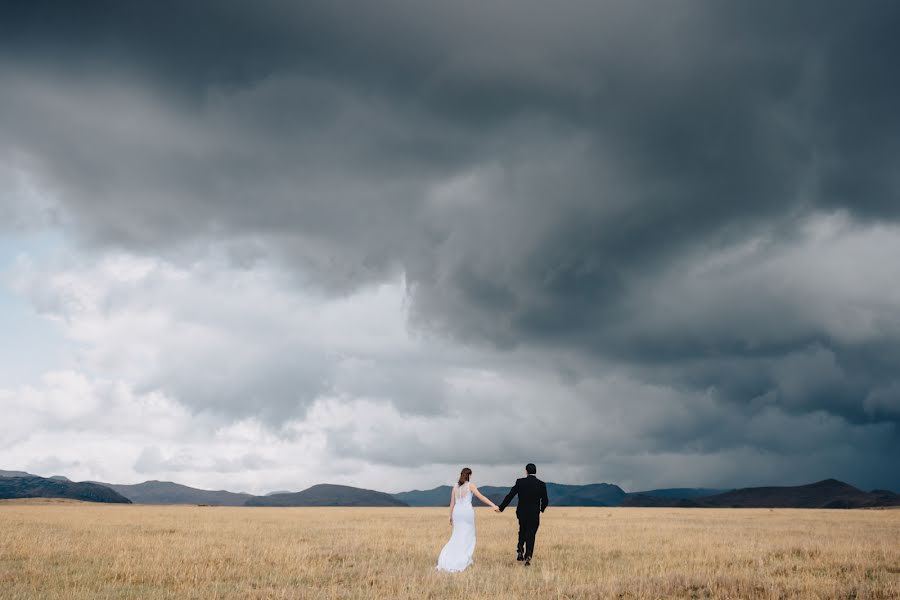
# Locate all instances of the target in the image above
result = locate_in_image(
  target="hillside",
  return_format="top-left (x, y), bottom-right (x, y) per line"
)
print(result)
top-left (393, 482), bottom-right (715, 507)
top-left (392, 486), bottom-right (453, 506)
top-left (0, 469), bottom-right (33, 478)
top-left (5, 467), bottom-right (896, 508)
top-left (550, 482), bottom-right (628, 506)
top-left (624, 479), bottom-right (900, 508)
top-left (630, 487), bottom-right (730, 499)
top-left (393, 485), bottom-right (526, 507)
top-left (477, 482), bottom-right (627, 507)
top-left (100, 480), bottom-right (255, 506)
top-left (0, 475), bottom-right (132, 504)
top-left (246, 484), bottom-right (408, 507)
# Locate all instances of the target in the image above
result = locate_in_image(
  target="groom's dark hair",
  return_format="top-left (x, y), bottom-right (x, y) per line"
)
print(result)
top-left (525, 463), bottom-right (537, 475)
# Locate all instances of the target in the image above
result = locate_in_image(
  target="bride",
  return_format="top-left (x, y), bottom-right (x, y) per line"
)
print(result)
top-left (436, 467), bottom-right (499, 573)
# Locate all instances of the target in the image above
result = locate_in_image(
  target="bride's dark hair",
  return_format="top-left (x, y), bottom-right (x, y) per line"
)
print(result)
top-left (458, 467), bottom-right (472, 486)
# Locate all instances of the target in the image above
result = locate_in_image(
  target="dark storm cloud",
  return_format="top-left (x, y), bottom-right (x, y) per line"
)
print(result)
top-left (2, 0), bottom-right (900, 487)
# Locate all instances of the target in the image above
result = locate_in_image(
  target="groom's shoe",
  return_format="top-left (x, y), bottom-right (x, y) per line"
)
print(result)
top-left (516, 551), bottom-right (524, 562)
top-left (523, 557), bottom-right (531, 567)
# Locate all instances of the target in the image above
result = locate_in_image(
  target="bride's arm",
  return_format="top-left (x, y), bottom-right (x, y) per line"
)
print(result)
top-left (448, 487), bottom-right (456, 524)
top-left (469, 484), bottom-right (499, 510)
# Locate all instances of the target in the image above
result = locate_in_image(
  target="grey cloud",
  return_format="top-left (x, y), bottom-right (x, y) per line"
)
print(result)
top-left (322, 370), bottom-right (900, 491)
top-left (2, 0), bottom-right (900, 488)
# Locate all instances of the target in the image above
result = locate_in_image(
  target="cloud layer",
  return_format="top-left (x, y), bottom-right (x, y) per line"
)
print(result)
top-left (1, 1), bottom-right (899, 492)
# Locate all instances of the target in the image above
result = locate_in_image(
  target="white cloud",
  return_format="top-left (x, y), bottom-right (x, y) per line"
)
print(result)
top-left (9, 249), bottom-right (431, 419)
top-left (3, 217), bottom-right (900, 493)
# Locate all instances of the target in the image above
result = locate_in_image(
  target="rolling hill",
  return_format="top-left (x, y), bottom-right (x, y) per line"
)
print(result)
top-left (630, 487), bottom-right (730, 499)
top-left (5, 467), bottom-right (896, 508)
top-left (392, 486), bottom-right (456, 506)
top-left (548, 482), bottom-right (628, 506)
top-left (98, 480), bottom-right (255, 506)
top-left (0, 475), bottom-right (132, 503)
top-left (245, 484), bottom-right (408, 507)
top-left (393, 482), bottom-right (721, 507)
top-left (0, 469), bottom-right (33, 478)
top-left (624, 479), bottom-right (900, 508)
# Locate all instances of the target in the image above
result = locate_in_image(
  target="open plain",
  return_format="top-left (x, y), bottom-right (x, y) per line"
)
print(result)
top-left (1, 500), bottom-right (898, 600)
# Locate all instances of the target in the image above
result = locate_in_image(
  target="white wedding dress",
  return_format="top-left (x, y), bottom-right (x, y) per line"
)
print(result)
top-left (436, 482), bottom-right (476, 572)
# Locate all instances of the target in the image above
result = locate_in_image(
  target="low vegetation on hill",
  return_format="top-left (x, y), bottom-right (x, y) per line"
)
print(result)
top-left (624, 479), bottom-right (900, 508)
top-left (4, 469), bottom-right (898, 509)
top-left (0, 476), bottom-right (131, 504)
top-left (245, 484), bottom-right (408, 507)
top-left (101, 480), bottom-right (254, 506)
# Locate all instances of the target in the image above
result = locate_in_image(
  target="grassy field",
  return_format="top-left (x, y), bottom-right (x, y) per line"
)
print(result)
top-left (1, 500), bottom-right (898, 599)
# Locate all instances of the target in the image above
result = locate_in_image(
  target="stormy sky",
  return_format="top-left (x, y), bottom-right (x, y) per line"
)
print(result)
top-left (1, 1), bottom-right (899, 494)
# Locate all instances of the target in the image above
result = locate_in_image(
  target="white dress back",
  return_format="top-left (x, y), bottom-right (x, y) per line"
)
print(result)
top-left (436, 482), bottom-right (476, 572)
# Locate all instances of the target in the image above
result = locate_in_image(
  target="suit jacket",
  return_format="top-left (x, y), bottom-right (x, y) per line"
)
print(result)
top-left (498, 475), bottom-right (549, 521)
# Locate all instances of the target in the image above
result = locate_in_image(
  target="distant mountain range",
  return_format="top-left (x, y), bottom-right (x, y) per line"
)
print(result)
top-left (624, 479), bottom-right (900, 509)
top-left (3, 468), bottom-right (898, 508)
top-left (96, 480), bottom-right (255, 506)
top-left (396, 482), bottom-right (632, 507)
top-left (0, 475), bottom-right (131, 503)
top-left (631, 487), bottom-right (731, 500)
top-left (245, 484), bottom-right (407, 507)
top-left (394, 483), bottom-right (729, 507)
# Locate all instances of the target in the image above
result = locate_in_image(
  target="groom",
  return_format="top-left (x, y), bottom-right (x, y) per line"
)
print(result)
top-left (495, 463), bottom-right (549, 566)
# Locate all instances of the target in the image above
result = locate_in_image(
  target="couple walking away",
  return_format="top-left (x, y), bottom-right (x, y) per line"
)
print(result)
top-left (436, 463), bottom-right (549, 572)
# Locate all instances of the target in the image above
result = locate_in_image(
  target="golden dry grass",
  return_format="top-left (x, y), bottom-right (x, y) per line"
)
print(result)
top-left (1, 501), bottom-right (898, 599)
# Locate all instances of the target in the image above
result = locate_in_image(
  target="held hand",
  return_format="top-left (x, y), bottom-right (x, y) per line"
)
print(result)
top-left (493, 507), bottom-right (501, 512)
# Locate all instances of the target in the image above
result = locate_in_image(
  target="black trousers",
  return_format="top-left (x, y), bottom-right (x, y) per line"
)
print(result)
top-left (517, 517), bottom-right (540, 558)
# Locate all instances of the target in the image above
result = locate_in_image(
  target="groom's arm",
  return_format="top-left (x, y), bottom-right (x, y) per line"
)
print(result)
top-left (540, 482), bottom-right (549, 513)
top-left (498, 482), bottom-right (519, 512)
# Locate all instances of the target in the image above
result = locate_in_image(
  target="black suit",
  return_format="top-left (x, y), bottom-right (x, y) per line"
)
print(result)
top-left (498, 475), bottom-right (549, 559)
